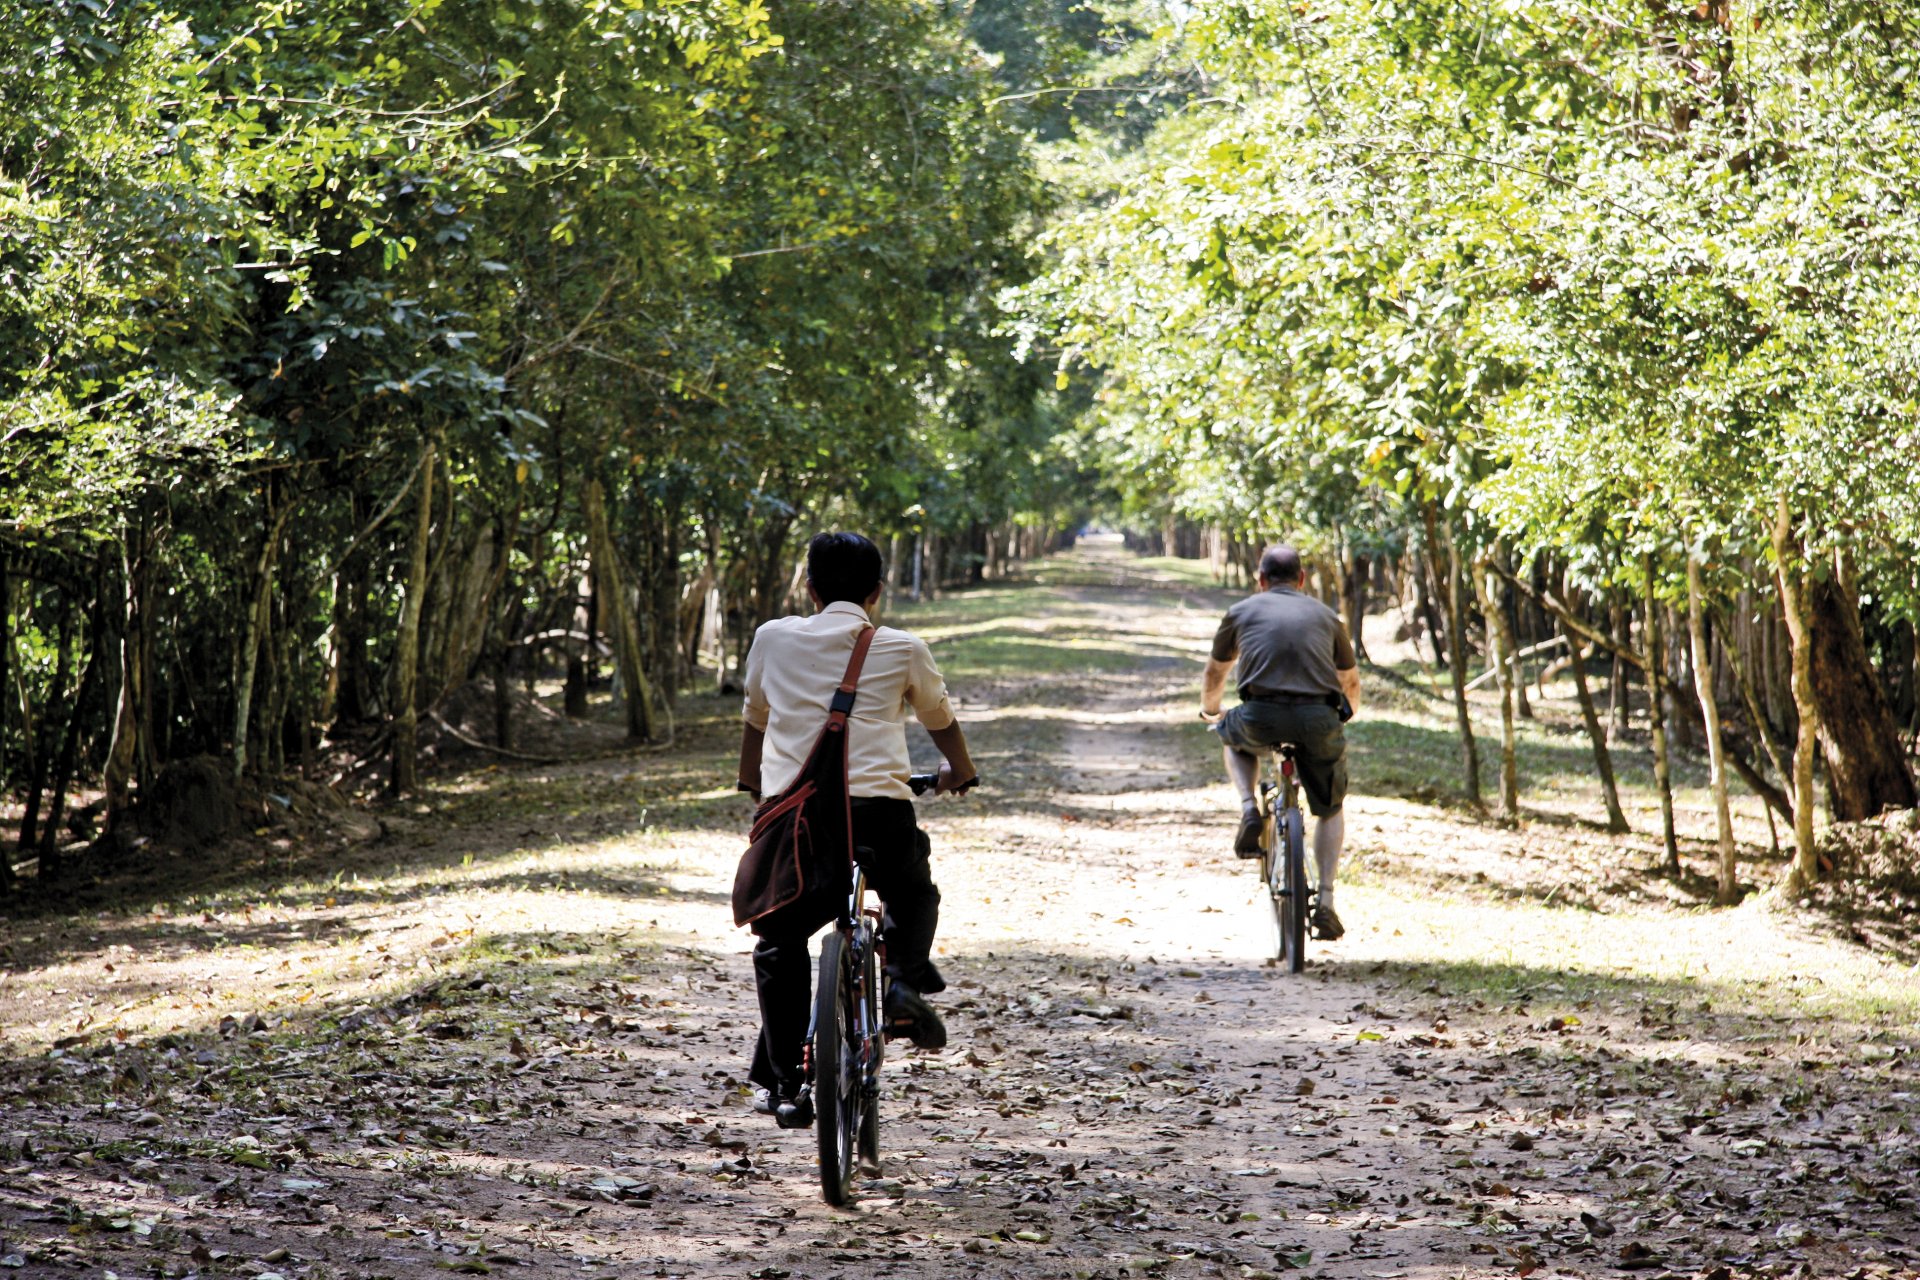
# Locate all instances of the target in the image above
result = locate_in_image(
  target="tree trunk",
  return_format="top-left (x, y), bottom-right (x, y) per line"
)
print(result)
top-left (1500, 549), bottom-right (1531, 720)
top-left (1688, 557), bottom-right (1739, 903)
top-left (651, 501), bottom-right (683, 703)
top-left (264, 583), bottom-right (295, 774)
top-left (1807, 556), bottom-right (1917, 819)
top-left (564, 652), bottom-right (588, 718)
top-left (1886, 617), bottom-right (1916, 731)
top-left (1477, 555), bottom-right (1520, 824)
top-left (1759, 589), bottom-right (1788, 738)
top-left (1609, 598), bottom-right (1631, 738)
top-left (1344, 550), bottom-right (1371, 662)
top-left (336, 538), bottom-right (374, 723)
top-left (1430, 507), bottom-right (1483, 811)
top-left (886, 532), bottom-right (906, 609)
top-left (233, 492), bottom-right (293, 778)
top-left (1645, 557), bottom-right (1680, 872)
top-left (1771, 498), bottom-right (1821, 893)
top-left (583, 477), bottom-right (656, 742)
top-left (135, 538), bottom-right (156, 785)
top-left (1414, 544), bottom-right (1446, 665)
top-left (41, 602), bottom-right (105, 875)
top-left (0, 556), bottom-right (8, 891)
top-left (1724, 624), bottom-right (1791, 802)
top-left (20, 599), bottom-right (75, 851)
top-left (490, 623), bottom-right (513, 750)
top-left (0, 555), bottom-right (8, 799)
top-left (102, 530), bottom-right (147, 838)
top-left (390, 442), bottom-right (436, 795)
top-left (1562, 611), bottom-right (1629, 833)
top-left (583, 557), bottom-right (599, 688)
top-left (1665, 606), bottom-right (1696, 750)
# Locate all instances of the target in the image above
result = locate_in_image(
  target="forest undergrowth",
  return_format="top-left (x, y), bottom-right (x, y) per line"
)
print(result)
top-left (1, 545), bottom-right (1915, 1280)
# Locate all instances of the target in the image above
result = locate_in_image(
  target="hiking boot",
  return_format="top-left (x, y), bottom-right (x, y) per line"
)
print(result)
top-left (774, 1086), bottom-right (814, 1129)
top-left (883, 983), bottom-right (948, 1050)
top-left (1233, 810), bottom-right (1264, 858)
top-left (1311, 904), bottom-right (1345, 942)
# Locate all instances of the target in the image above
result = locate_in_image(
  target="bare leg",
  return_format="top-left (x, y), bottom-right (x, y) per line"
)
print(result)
top-left (1223, 746), bottom-right (1262, 854)
top-left (1223, 746), bottom-right (1259, 809)
top-left (1313, 810), bottom-right (1344, 907)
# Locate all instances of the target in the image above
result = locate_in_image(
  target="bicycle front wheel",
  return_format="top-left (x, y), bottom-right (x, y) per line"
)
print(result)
top-left (813, 930), bottom-right (860, 1206)
top-left (1278, 807), bottom-right (1308, 973)
top-left (856, 933), bottom-right (882, 1174)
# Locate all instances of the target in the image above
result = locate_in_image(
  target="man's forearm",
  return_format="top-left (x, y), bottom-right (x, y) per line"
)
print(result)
top-left (926, 722), bottom-right (976, 782)
top-left (738, 724), bottom-right (766, 793)
top-left (1338, 666), bottom-right (1361, 712)
top-left (1201, 657), bottom-right (1233, 713)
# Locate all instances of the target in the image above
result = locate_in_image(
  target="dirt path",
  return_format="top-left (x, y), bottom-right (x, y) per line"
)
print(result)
top-left (3, 543), bottom-right (1917, 1280)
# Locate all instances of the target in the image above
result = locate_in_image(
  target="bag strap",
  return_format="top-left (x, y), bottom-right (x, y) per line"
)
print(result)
top-left (826, 626), bottom-right (876, 726)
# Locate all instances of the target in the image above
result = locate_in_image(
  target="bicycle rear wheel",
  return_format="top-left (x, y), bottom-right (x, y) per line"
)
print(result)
top-left (1278, 807), bottom-right (1308, 973)
top-left (813, 930), bottom-right (860, 1206)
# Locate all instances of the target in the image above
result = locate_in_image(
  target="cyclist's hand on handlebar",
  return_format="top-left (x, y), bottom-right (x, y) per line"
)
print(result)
top-left (935, 763), bottom-right (979, 796)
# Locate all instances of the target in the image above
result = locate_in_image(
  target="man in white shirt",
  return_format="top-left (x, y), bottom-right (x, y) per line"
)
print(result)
top-left (737, 532), bottom-right (978, 1127)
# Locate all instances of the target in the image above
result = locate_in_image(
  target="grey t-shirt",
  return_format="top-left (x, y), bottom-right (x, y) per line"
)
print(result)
top-left (1211, 587), bottom-right (1356, 699)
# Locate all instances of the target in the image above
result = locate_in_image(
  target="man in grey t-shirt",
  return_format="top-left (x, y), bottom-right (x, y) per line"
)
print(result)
top-left (1200, 544), bottom-right (1362, 940)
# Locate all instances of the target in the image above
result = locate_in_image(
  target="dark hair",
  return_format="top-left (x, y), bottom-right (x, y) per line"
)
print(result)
top-left (807, 531), bottom-right (885, 605)
top-left (1258, 543), bottom-right (1303, 585)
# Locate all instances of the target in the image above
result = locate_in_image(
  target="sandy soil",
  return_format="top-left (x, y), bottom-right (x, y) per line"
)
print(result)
top-left (2, 542), bottom-right (1917, 1280)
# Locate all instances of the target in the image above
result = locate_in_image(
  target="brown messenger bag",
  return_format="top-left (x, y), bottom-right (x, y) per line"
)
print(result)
top-left (730, 625), bottom-right (875, 936)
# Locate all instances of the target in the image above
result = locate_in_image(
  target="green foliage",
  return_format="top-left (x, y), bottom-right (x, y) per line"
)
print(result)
top-left (1015, 0), bottom-right (1920, 608)
top-left (0, 0), bottom-right (1095, 827)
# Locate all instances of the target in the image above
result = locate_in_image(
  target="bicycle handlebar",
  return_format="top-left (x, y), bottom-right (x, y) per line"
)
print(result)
top-left (907, 772), bottom-right (981, 796)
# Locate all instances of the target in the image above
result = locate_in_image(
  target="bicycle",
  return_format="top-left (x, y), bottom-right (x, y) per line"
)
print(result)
top-left (1256, 744), bottom-right (1315, 973)
top-left (806, 770), bottom-right (973, 1206)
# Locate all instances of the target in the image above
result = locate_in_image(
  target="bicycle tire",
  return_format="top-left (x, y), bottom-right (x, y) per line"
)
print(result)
top-left (813, 930), bottom-right (859, 1206)
top-left (856, 933), bottom-right (882, 1174)
top-left (1280, 807), bottom-right (1308, 973)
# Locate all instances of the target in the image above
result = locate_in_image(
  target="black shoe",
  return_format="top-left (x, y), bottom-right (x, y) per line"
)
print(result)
top-left (774, 1086), bottom-right (814, 1129)
top-left (1233, 810), bottom-right (1263, 858)
top-left (1311, 905), bottom-right (1345, 941)
top-left (883, 983), bottom-right (948, 1050)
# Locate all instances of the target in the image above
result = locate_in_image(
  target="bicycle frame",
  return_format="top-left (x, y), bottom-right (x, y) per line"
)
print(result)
top-left (802, 867), bottom-right (885, 1086)
top-left (846, 866), bottom-right (887, 1072)
top-left (1274, 750), bottom-right (1301, 812)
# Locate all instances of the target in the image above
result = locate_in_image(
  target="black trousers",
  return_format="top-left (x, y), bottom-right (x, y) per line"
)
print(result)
top-left (748, 797), bottom-right (943, 1096)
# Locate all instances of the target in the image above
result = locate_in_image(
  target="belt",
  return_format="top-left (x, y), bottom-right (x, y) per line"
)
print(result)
top-left (1243, 691), bottom-right (1338, 706)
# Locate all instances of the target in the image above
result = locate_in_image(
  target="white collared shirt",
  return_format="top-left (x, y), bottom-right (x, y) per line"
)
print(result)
top-left (743, 600), bottom-right (955, 800)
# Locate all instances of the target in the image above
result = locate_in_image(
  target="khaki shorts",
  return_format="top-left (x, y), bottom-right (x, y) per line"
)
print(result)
top-left (1212, 701), bottom-right (1348, 817)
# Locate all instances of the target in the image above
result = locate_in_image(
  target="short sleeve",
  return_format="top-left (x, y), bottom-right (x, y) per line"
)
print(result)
top-left (741, 623), bottom-right (771, 730)
top-left (1332, 620), bottom-right (1357, 671)
top-left (904, 634), bottom-right (956, 731)
top-left (1210, 607), bottom-right (1241, 662)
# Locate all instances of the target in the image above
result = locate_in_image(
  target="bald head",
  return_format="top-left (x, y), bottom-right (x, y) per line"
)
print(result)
top-left (1258, 544), bottom-right (1303, 587)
